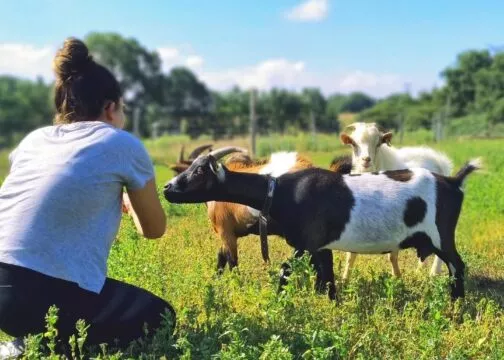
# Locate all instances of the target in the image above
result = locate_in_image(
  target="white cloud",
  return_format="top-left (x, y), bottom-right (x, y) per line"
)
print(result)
top-left (197, 62), bottom-right (437, 98)
top-left (331, 71), bottom-right (404, 97)
top-left (310, 70), bottom-right (439, 98)
top-left (157, 47), bottom-right (182, 72)
top-left (157, 47), bottom-right (180, 61)
top-left (199, 59), bottom-right (306, 91)
top-left (338, 71), bottom-right (400, 90)
top-left (285, 0), bottom-right (329, 22)
top-left (157, 46), bottom-right (205, 72)
top-left (0, 44), bottom-right (55, 80)
top-left (0, 42), bottom-right (438, 99)
top-left (185, 55), bottom-right (204, 68)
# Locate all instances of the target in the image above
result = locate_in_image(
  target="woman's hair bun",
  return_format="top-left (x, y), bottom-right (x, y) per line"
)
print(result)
top-left (53, 37), bottom-right (94, 81)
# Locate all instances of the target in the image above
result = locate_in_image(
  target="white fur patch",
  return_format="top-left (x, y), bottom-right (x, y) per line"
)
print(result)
top-left (168, 176), bottom-right (178, 186)
top-left (469, 157), bottom-right (483, 169)
top-left (321, 168), bottom-right (441, 254)
top-left (259, 152), bottom-right (298, 177)
top-left (397, 147), bottom-right (453, 176)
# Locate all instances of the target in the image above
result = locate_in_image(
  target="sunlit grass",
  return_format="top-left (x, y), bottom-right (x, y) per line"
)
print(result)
top-left (0, 132), bottom-right (503, 358)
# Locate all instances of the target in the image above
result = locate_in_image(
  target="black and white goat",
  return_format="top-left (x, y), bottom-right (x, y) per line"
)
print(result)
top-left (164, 154), bottom-right (480, 300)
top-left (340, 122), bottom-right (454, 279)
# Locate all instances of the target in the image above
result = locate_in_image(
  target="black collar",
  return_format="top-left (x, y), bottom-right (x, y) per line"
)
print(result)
top-left (259, 175), bottom-right (277, 264)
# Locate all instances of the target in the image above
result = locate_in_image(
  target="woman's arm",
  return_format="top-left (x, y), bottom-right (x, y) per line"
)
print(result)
top-left (123, 178), bottom-right (166, 239)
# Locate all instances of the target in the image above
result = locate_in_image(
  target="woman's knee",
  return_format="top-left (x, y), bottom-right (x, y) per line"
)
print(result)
top-left (99, 279), bottom-right (176, 337)
top-left (147, 295), bottom-right (176, 335)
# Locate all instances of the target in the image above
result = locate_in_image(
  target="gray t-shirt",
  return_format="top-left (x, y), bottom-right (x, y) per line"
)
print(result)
top-left (0, 121), bottom-right (154, 293)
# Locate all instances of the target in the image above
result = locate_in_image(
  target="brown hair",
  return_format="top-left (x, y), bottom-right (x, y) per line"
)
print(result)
top-left (53, 37), bottom-right (122, 124)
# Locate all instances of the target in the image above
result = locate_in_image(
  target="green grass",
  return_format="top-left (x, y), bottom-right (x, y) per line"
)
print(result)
top-left (0, 149), bottom-right (10, 184)
top-left (0, 133), bottom-right (503, 359)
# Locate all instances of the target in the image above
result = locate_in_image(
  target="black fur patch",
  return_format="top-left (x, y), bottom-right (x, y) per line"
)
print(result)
top-left (404, 197), bottom-right (427, 227)
top-left (399, 232), bottom-right (435, 261)
top-left (384, 169), bottom-right (413, 182)
top-left (433, 174), bottom-right (464, 246)
top-left (273, 168), bottom-right (355, 251)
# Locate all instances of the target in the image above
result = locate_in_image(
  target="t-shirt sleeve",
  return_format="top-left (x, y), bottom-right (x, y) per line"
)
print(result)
top-left (121, 134), bottom-right (155, 191)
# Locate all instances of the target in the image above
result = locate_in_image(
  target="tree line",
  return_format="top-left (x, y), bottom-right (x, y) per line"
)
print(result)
top-left (1, 32), bottom-right (504, 147)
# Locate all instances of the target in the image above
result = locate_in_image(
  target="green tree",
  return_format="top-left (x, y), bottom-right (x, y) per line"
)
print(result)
top-left (475, 53), bottom-right (504, 112)
top-left (164, 67), bottom-right (212, 139)
top-left (441, 50), bottom-right (492, 117)
top-left (325, 93), bottom-right (346, 122)
top-left (264, 89), bottom-right (304, 133)
top-left (0, 76), bottom-right (52, 147)
top-left (301, 88), bottom-right (327, 132)
top-left (358, 93), bottom-right (413, 130)
top-left (487, 97), bottom-right (504, 135)
top-left (211, 87), bottom-right (249, 138)
top-left (85, 32), bottom-right (164, 136)
top-left (404, 88), bottom-right (446, 130)
top-left (340, 92), bottom-right (375, 113)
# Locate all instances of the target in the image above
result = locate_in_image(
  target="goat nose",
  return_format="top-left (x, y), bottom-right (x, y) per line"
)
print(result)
top-left (363, 157), bottom-right (371, 163)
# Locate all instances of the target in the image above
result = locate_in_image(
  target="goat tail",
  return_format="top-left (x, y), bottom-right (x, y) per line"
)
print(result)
top-left (453, 157), bottom-right (483, 187)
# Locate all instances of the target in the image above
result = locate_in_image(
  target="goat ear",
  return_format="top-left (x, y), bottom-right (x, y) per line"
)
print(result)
top-left (340, 133), bottom-right (354, 146)
top-left (381, 132), bottom-right (393, 146)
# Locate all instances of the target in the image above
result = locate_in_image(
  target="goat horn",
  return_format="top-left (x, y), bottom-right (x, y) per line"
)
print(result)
top-left (188, 144), bottom-right (213, 161)
top-left (178, 145), bottom-right (185, 163)
top-left (208, 146), bottom-right (248, 160)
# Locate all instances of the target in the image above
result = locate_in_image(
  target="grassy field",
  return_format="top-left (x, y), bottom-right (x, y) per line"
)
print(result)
top-left (0, 132), bottom-right (503, 359)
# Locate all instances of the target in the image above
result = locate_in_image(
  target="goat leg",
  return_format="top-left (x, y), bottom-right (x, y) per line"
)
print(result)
top-left (317, 249), bottom-right (336, 301)
top-left (388, 251), bottom-right (401, 277)
top-left (277, 249), bottom-right (304, 294)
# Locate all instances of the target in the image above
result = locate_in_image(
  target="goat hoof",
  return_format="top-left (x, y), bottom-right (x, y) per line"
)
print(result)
top-left (328, 284), bottom-right (337, 301)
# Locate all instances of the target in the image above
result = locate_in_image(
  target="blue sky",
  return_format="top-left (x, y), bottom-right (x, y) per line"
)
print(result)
top-left (1, 0), bottom-right (503, 97)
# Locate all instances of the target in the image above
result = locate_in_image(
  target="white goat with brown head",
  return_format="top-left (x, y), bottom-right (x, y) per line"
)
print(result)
top-left (340, 122), bottom-right (454, 279)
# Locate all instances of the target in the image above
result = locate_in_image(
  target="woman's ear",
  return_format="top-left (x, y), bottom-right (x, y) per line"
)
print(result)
top-left (103, 100), bottom-right (126, 128)
top-left (104, 101), bottom-right (117, 122)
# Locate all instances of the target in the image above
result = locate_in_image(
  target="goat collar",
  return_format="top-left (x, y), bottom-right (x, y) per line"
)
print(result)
top-left (259, 175), bottom-right (277, 264)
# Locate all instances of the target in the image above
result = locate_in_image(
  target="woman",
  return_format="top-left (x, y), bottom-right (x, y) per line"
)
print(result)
top-left (0, 37), bottom-right (174, 355)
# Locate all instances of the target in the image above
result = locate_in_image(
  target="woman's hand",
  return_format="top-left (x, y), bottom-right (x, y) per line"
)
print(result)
top-left (123, 180), bottom-right (166, 239)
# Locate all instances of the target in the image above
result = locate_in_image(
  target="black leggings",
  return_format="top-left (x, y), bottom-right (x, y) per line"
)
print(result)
top-left (0, 262), bottom-right (175, 348)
